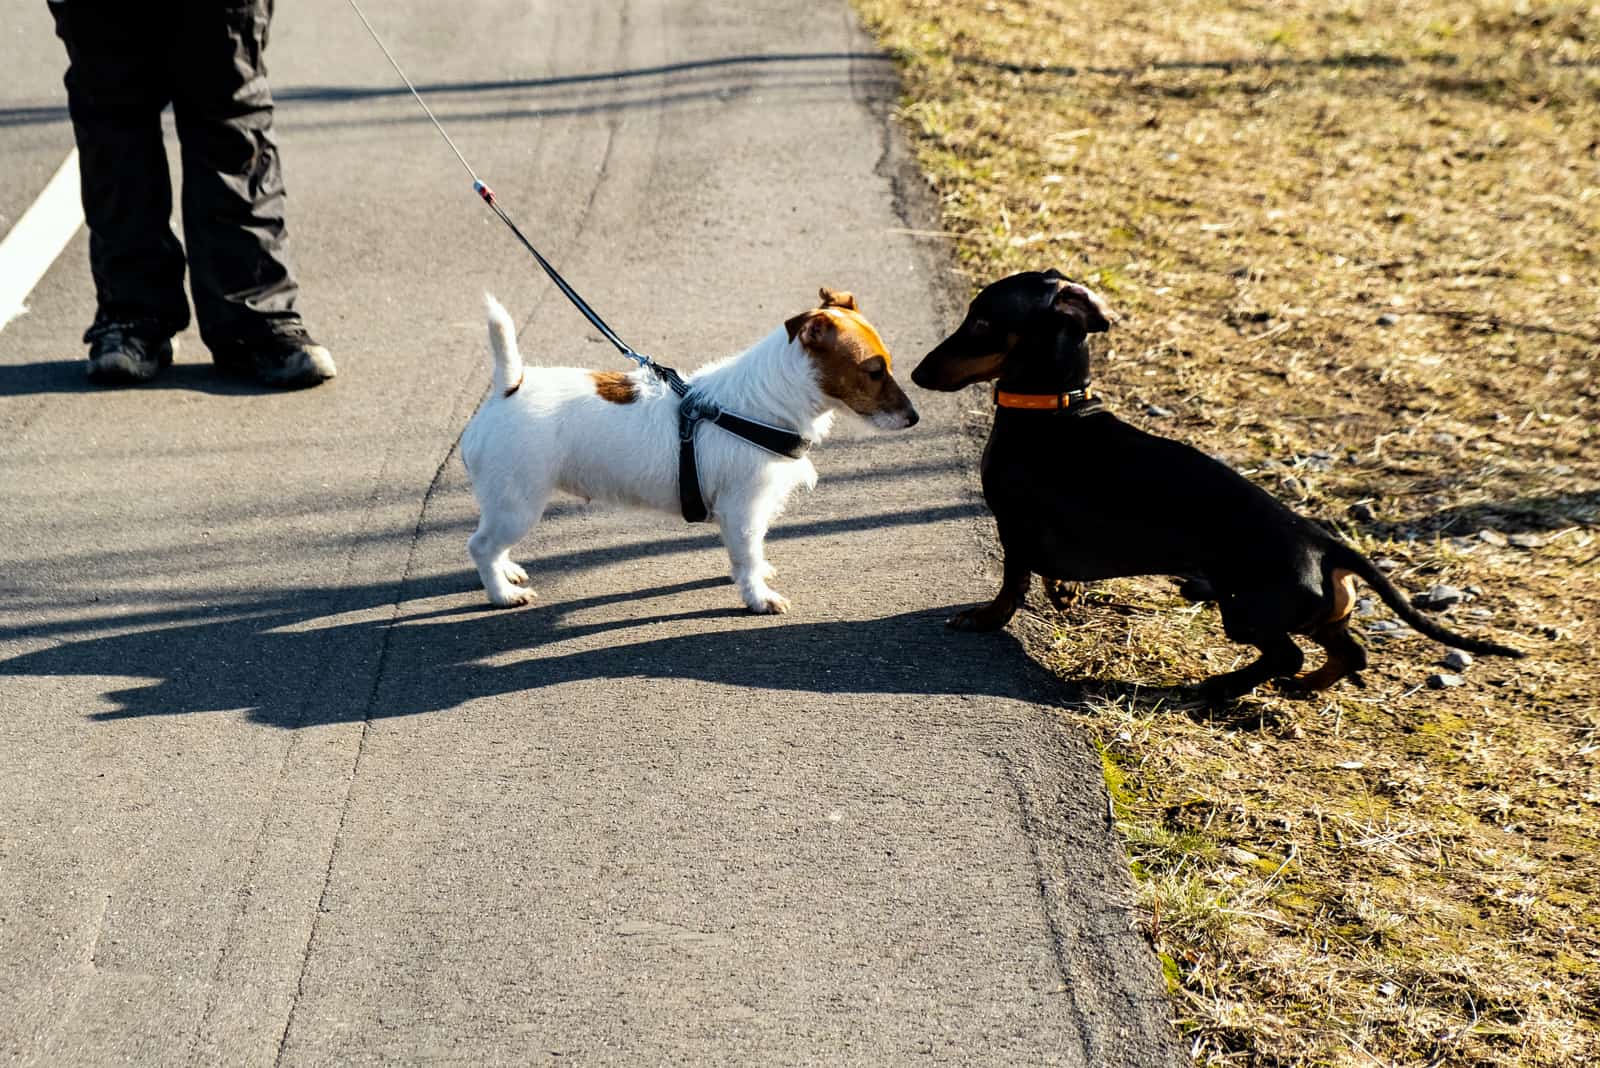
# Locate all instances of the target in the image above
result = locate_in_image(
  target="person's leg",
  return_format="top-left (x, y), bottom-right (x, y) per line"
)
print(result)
top-left (168, 0), bottom-right (333, 387)
top-left (50, 0), bottom-right (189, 381)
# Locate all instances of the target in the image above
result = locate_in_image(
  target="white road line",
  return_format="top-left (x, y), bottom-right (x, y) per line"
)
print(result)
top-left (0, 149), bottom-right (84, 332)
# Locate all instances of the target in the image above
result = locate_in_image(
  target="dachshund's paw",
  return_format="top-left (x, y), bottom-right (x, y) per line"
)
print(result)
top-left (1042, 578), bottom-right (1085, 611)
top-left (947, 604), bottom-right (1010, 632)
top-left (1196, 674), bottom-right (1256, 704)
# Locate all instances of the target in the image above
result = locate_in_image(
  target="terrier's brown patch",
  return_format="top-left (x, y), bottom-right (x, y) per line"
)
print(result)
top-left (591, 371), bottom-right (637, 404)
top-left (791, 306), bottom-right (910, 416)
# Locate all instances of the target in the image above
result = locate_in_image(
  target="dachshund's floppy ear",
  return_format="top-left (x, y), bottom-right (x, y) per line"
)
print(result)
top-left (818, 287), bottom-right (858, 311)
top-left (1051, 279), bottom-right (1112, 334)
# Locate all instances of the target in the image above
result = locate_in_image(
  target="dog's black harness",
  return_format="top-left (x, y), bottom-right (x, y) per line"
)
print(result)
top-left (648, 363), bottom-right (813, 523)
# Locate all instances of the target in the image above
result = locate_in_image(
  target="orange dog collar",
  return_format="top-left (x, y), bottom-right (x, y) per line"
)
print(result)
top-left (994, 386), bottom-right (1094, 410)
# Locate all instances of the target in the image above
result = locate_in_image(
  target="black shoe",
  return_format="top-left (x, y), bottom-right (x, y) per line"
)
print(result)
top-left (217, 334), bottom-right (337, 389)
top-left (85, 325), bottom-right (175, 384)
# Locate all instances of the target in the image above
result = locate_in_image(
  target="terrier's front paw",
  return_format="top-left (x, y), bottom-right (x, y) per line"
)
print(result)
top-left (487, 586), bottom-right (536, 608)
top-left (501, 561), bottom-right (530, 586)
top-left (746, 589), bottom-right (791, 615)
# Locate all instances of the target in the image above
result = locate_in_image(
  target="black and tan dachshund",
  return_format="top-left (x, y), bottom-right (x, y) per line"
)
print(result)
top-left (911, 269), bottom-right (1524, 700)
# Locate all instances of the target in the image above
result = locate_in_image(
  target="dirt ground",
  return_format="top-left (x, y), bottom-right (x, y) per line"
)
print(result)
top-left (852, 1), bottom-right (1599, 1063)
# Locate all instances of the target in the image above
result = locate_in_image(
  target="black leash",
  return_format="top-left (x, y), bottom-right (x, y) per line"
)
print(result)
top-left (344, 0), bottom-right (813, 522)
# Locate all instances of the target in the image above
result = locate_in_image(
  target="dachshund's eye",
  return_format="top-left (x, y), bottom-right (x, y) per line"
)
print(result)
top-left (868, 367), bottom-right (885, 381)
top-left (969, 318), bottom-right (991, 335)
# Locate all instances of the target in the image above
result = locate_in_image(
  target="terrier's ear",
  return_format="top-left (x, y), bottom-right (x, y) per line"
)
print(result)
top-left (818, 287), bottom-right (858, 311)
top-left (786, 310), bottom-right (834, 346)
top-left (1052, 280), bottom-right (1112, 334)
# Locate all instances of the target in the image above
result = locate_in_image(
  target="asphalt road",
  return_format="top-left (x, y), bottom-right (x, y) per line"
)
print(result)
top-left (0, 2), bottom-right (1182, 1064)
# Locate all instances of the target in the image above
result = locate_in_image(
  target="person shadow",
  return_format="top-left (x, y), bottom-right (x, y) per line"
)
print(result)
top-left (0, 357), bottom-right (285, 397)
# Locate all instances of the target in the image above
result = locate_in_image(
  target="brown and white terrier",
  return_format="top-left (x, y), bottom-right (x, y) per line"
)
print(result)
top-left (461, 288), bottom-right (918, 613)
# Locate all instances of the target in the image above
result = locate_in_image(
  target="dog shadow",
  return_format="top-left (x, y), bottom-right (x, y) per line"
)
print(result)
top-left (1059, 663), bottom-right (1305, 730)
top-left (0, 569), bottom-right (1074, 728)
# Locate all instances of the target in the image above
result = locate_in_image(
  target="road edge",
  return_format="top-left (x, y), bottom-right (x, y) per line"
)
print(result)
top-left (846, 17), bottom-right (1188, 1066)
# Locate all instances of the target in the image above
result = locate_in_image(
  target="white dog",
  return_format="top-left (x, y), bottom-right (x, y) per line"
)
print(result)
top-left (460, 288), bottom-right (919, 613)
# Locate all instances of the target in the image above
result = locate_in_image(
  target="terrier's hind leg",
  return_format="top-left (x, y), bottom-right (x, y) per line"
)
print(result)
top-left (468, 494), bottom-right (547, 607)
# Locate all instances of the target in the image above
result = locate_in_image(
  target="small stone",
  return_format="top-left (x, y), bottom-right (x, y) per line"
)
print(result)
top-left (1428, 673), bottom-right (1466, 689)
top-left (1369, 619), bottom-right (1401, 633)
top-left (1508, 533), bottom-right (1544, 549)
top-left (1464, 585), bottom-right (1483, 597)
top-left (1144, 404), bottom-right (1174, 418)
top-left (1349, 501), bottom-right (1378, 523)
top-left (1432, 431), bottom-right (1458, 446)
top-left (1469, 608), bottom-right (1494, 619)
top-left (1376, 558), bottom-right (1400, 572)
top-left (1477, 529), bottom-right (1508, 547)
top-left (1376, 313), bottom-right (1399, 326)
top-left (1224, 847), bottom-right (1259, 865)
top-left (1355, 597), bottom-right (1378, 617)
top-left (1416, 584), bottom-right (1465, 609)
top-left (1443, 650), bottom-right (1474, 671)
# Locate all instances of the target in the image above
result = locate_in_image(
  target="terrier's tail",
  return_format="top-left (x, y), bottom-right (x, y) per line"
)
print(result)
top-left (484, 293), bottom-right (524, 397)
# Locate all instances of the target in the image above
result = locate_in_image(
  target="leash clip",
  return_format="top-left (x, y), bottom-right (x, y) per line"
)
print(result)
top-left (679, 395), bottom-right (719, 439)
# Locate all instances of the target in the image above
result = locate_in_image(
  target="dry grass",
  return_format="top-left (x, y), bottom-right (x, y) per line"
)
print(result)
top-left (852, 0), bottom-right (1599, 1063)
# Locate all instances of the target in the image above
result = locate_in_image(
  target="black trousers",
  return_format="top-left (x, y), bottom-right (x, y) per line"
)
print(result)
top-left (50, 0), bottom-right (306, 353)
